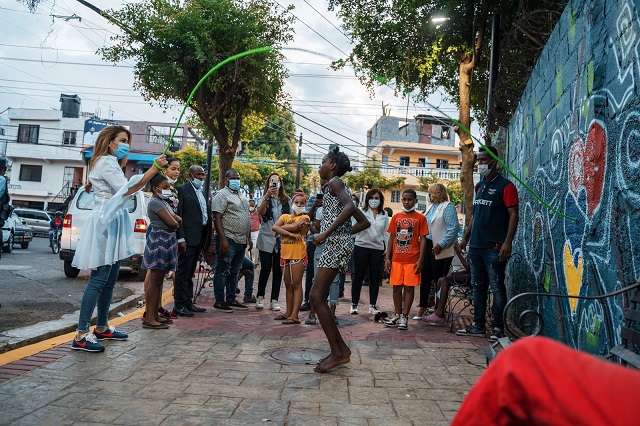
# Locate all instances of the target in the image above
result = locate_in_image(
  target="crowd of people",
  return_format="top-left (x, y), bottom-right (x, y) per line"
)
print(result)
top-left (67, 126), bottom-right (520, 374)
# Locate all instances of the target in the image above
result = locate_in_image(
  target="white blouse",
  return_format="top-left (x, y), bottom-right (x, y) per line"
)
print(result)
top-left (354, 207), bottom-right (389, 251)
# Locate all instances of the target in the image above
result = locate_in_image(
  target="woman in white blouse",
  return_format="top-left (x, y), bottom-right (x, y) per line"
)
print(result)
top-left (71, 125), bottom-right (167, 352)
top-left (350, 188), bottom-right (388, 315)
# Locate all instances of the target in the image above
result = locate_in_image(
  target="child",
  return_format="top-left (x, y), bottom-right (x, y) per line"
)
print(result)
top-left (248, 199), bottom-right (262, 265)
top-left (142, 174), bottom-right (182, 329)
top-left (311, 147), bottom-right (370, 373)
top-left (272, 191), bottom-right (311, 324)
top-left (384, 189), bottom-right (428, 330)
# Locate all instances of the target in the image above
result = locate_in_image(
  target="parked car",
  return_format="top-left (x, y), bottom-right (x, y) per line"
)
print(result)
top-left (13, 208), bottom-right (52, 236)
top-left (11, 212), bottom-right (33, 249)
top-left (2, 212), bottom-right (16, 253)
top-left (59, 188), bottom-right (150, 279)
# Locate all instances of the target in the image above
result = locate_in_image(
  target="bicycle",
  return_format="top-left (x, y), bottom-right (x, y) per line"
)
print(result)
top-left (51, 229), bottom-right (62, 254)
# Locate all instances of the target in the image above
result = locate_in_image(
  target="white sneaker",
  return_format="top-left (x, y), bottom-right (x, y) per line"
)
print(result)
top-left (368, 305), bottom-right (381, 315)
top-left (256, 296), bottom-right (264, 310)
top-left (350, 304), bottom-right (359, 315)
top-left (398, 314), bottom-right (408, 330)
top-left (383, 313), bottom-right (400, 327)
top-left (269, 299), bottom-right (281, 311)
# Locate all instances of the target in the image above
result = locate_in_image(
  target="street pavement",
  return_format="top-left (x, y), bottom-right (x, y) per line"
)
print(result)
top-left (0, 273), bottom-right (487, 425)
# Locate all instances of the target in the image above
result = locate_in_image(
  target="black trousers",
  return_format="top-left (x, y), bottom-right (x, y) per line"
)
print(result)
top-left (351, 245), bottom-right (384, 306)
top-left (304, 240), bottom-right (316, 303)
top-left (174, 244), bottom-right (200, 309)
top-left (257, 249), bottom-right (282, 301)
top-left (419, 239), bottom-right (453, 307)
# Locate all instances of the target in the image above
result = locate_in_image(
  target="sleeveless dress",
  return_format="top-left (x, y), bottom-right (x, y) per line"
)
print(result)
top-left (317, 177), bottom-right (353, 272)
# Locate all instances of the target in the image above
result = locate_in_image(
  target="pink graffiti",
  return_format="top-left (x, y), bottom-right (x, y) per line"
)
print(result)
top-left (583, 121), bottom-right (606, 217)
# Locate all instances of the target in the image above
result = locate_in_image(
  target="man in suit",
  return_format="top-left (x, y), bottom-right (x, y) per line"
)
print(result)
top-left (173, 165), bottom-right (211, 316)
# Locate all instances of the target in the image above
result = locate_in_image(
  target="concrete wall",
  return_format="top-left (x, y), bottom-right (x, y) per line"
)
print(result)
top-left (504, 0), bottom-right (640, 354)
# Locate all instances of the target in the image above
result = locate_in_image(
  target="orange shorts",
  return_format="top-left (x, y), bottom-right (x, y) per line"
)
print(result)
top-left (389, 262), bottom-right (421, 286)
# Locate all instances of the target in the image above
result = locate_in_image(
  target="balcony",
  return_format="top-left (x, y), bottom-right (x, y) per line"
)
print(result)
top-left (381, 165), bottom-right (480, 180)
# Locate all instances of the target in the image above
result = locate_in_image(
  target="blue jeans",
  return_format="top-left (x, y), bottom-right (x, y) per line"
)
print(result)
top-left (214, 237), bottom-right (246, 304)
top-left (239, 256), bottom-right (254, 298)
top-left (77, 260), bottom-right (121, 333)
top-left (469, 247), bottom-right (507, 330)
top-left (313, 244), bottom-right (340, 305)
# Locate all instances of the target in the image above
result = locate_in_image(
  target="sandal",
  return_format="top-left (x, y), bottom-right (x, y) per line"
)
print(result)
top-left (282, 318), bottom-right (301, 324)
top-left (274, 315), bottom-right (288, 320)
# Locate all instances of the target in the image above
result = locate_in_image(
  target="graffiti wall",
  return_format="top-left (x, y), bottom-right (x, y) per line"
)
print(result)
top-left (505, 0), bottom-right (640, 354)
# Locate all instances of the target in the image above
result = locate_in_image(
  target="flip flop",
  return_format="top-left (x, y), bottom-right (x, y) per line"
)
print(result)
top-left (282, 318), bottom-right (301, 324)
top-left (274, 315), bottom-right (288, 320)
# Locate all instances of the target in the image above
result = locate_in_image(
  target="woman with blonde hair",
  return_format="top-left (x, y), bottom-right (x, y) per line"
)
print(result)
top-left (71, 125), bottom-right (168, 352)
top-left (415, 183), bottom-right (460, 320)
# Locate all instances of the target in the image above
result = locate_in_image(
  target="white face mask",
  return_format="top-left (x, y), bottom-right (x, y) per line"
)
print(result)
top-left (249, 206), bottom-right (255, 212)
top-left (368, 199), bottom-right (380, 209)
top-left (478, 162), bottom-right (493, 177)
top-left (292, 205), bottom-right (305, 215)
top-left (426, 194), bottom-right (431, 204)
top-left (167, 177), bottom-right (177, 184)
top-left (402, 206), bottom-right (416, 213)
top-left (157, 189), bottom-right (172, 199)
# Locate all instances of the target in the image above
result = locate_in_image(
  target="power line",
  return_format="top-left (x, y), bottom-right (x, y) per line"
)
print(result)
top-left (300, 0), bottom-right (353, 44)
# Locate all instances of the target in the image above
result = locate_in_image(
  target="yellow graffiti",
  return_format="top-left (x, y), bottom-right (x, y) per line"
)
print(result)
top-left (564, 243), bottom-right (583, 312)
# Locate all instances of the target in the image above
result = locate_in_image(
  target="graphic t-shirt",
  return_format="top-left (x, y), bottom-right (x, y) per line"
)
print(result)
top-left (387, 212), bottom-right (429, 264)
top-left (280, 213), bottom-right (310, 260)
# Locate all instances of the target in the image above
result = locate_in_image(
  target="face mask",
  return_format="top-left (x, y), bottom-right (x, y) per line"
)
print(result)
top-left (369, 199), bottom-right (380, 209)
top-left (192, 178), bottom-right (204, 189)
top-left (292, 205), bottom-right (305, 214)
top-left (167, 177), bottom-right (177, 184)
top-left (478, 162), bottom-right (493, 177)
top-left (228, 179), bottom-right (241, 191)
top-left (402, 206), bottom-right (416, 213)
top-left (157, 189), bottom-right (172, 199)
top-left (426, 194), bottom-right (431, 204)
top-left (113, 142), bottom-right (129, 160)
top-left (249, 206), bottom-right (255, 212)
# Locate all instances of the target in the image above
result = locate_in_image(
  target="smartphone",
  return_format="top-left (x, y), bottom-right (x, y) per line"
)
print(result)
top-left (316, 193), bottom-right (323, 200)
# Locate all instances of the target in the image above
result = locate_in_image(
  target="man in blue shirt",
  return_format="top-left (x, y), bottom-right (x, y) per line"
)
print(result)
top-left (0, 156), bottom-right (7, 202)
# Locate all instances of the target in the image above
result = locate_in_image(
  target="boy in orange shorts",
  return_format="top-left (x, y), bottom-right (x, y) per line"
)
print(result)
top-left (384, 189), bottom-right (428, 330)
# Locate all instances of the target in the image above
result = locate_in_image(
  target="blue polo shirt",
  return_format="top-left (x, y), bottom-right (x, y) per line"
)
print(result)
top-left (469, 174), bottom-right (519, 249)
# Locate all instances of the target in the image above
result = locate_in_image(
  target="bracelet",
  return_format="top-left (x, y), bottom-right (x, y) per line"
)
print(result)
top-left (153, 159), bottom-right (164, 171)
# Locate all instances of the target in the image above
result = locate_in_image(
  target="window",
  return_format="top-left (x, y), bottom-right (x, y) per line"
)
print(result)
top-left (436, 159), bottom-right (449, 169)
top-left (399, 156), bottom-right (410, 166)
top-left (17, 124), bottom-right (39, 144)
top-left (417, 158), bottom-right (426, 167)
top-left (382, 155), bottom-right (389, 165)
top-left (76, 190), bottom-right (136, 212)
top-left (441, 126), bottom-right (451, 140)
top-left (391, 190), bottom-right (401, 203)
top-left (63, 131), bottom-right (77, 146)
top-left (19, 165), bottom-right (42, 182)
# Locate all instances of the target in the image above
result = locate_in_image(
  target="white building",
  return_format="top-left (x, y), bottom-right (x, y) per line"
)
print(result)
top-left (5, 107), bottom-right (85, 211)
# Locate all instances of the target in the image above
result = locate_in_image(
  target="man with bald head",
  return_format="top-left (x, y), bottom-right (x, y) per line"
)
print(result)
top-left (172, 165), bottom-right (211, 316)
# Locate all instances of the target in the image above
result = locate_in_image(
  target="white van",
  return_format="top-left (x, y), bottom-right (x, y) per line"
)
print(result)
top-left (59, 188), bottom-right (150, 279)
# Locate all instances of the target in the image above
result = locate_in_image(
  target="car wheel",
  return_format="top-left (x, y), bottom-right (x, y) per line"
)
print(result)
top-left (21, 242), bottom-right (29, 249)
top-left (2, 233), bottom-right (13, 253)
top-left (64, 260), bottom-right (80, 278)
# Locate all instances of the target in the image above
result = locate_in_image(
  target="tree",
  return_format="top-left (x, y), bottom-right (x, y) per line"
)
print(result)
top-left (343, 158), bottom-right (406, 192)
top-left (100, 0), bottom-right (294, 188)
top-left (418, 174), bottom-right (464, 207)
top-left (170, 145), bottom-right (206, 185)
top-left (328, 0), bottom-right (565, 223)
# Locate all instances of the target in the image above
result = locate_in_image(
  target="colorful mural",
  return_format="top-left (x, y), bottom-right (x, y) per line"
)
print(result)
top-left (504, 0), bottom-right (640, 354)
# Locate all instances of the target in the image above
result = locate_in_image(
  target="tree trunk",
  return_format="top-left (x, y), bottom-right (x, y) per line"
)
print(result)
top-left (218, 147), bottom-right (234, 189)
top-left (458, 57), bottom-right (476, 227)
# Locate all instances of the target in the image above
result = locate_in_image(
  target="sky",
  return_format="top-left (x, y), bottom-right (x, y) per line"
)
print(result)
top-left (0, 0), bottom-right (467, 165)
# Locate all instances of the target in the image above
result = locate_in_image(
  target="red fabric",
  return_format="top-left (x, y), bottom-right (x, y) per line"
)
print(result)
top-left (249, 211), bottom-right (262, 232)
top-left (387, 212), bottom-right (428, 264)
top-left (452, 337), bottom-right (640, 426)
top-left (54, 218), bottom-right (63, 227)
top-left (503, 182), bottom-right (519, 207)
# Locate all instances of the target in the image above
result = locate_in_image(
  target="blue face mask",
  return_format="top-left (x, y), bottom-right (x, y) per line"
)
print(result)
top-left (228, 179), bottom-right (241, 191)
top-left (192, 178), bottom-right (204, 189)
top-left (113, 142), bottom-right (129, 160)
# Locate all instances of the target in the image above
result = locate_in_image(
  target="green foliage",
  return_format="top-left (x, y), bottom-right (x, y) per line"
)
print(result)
top-left (170, 146), bottom-right (207, 185)
top-left (343, 158), bottom-right (406, 192)
top-left (100, 0), bottom-right (294, 187)
top-left (417, 174), bottom-right (464, 207)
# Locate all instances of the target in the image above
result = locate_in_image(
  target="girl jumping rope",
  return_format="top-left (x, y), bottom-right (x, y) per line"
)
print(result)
top-left (142, 174), bottom-right (182, 329)
top-left (272, 191), bottom-right (311, 324)
top-left (311, 147), bottom-right (370, 373)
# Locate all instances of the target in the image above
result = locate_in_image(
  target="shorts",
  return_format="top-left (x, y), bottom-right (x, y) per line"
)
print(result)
top-left (280, 253), bottom-right (309, 267)
top-left (390, 262), bottom-right (421, 286)
top-left (443, 270), bottom-right (471, 288)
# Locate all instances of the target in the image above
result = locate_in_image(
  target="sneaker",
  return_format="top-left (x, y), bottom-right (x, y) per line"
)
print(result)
top-left (456, 324), bottom-right (486, 336)
top-left (256, 296), bottom-right (264, 310)
top-left (489, 327), bottom-right (505, 343)
top-left (71, 333), bottom-right (105, 352)
top-left (243, 295), bottom-right (257, 304)
top-left (398, 314), bottom-right (408, 330)
top-left (305, 314), bottom-right (317, 325)
top-left (383, 314), bottom-right (400, 328)
top-left (158, 307), bottom-right (177, 320)
top-left (228, 301), bottom-right (249, 310)
top-left (350, 304), bottom-right (359, 315)
top-left (93, 325), bottom-right (128, 341)
top-left (300, 302), bottom-right (310, 312)
top-left (269, 300), bottom-right (281, 311)
top-left (213, 302), bottom-right (233, 313)
top-left (422, 313), bottom-right (446, 325)
top-left (368, 305), bottom-right (381, 315)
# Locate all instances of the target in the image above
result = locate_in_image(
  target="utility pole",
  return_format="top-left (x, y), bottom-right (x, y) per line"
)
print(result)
top-left (295, 133), bottom-right (303, 189)
top-left (203, 137), bottom-right (214, 203)
top-left (485, 12), bottom-right (501, 143)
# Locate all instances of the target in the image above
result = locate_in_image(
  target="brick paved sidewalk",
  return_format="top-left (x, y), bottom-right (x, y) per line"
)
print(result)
top-left (0, 273), bottom-right (488, 425)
